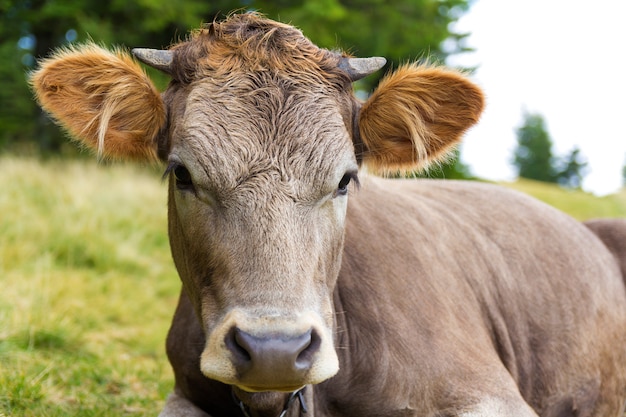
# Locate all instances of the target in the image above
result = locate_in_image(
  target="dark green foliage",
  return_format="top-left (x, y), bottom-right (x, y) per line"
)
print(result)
top-left (1, 0), bottom-right (207, 152)
top-left (556, 147), bottom-right (587, 189)
top-left (414, 147), bottom-right (474, 179)
top-left (513, 112), bottom-right (558, 183)
top-left (512, 111), bottom-right (588, 188)
top-left (0, 0), bottom-right (472, 154)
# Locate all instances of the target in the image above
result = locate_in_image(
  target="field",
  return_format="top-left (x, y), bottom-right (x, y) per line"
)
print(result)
top-left (500, 177), bottom-right (626, 220)
top-left (0, 157), bottom-right (178, 416)
top-left (1, 156), bottom-right (625, 416)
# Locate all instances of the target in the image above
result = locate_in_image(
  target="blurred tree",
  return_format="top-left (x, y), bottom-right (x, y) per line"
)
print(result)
top-left (412, 147), bottom-right (474, 179)
top-left (512, 111), bottom-right (588, 188)
top-left (1, 0), bottom-right (208, 152)
top-left (235, 0), bottom-right (473, 91)
top-left (0, 0), bottom-right (473, 154)
top-left (513, 112), bottom-right (558, 183)
top-left (556, 146), bottom-right (587, 189)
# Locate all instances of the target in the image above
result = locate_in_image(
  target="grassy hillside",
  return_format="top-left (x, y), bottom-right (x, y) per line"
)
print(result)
top-left (1, 157), bottom-right (624, 416)
top-left (500, 178), bottom-right (626, 220)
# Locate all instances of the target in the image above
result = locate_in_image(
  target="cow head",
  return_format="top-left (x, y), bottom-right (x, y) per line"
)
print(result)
top-left (31, 13), bottom-right (483, 394)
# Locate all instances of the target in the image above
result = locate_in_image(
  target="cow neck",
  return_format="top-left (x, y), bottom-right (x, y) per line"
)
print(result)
top-left (232, 387), bottom-right (309, 417)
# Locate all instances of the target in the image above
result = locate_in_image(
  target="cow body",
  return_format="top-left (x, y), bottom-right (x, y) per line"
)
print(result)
top-left (586, 218), bottom-right (626, 282)
top-left (30, 13), bottom-right (626, 417)
top-left (162, 178), bottom-right (626, 417)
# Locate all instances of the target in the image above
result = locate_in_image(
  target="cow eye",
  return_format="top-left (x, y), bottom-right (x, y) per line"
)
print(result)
top-left (335, 172), bottom-right (357, 197)
top-left (174, 165), bottom-right (193, 189)
top-left (164, 162), bottom-right (194, 191)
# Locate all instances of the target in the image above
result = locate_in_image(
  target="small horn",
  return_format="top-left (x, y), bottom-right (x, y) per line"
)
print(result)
top-left (132, 48), bottom-right (173, 75)
top-left (338, 57), bottom-right (387, 81)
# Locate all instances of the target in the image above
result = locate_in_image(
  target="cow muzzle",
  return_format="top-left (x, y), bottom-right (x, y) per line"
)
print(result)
top-left (200, 310), bottom-right (339, 392)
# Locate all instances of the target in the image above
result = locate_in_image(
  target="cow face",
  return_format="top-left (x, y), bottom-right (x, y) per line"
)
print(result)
top-left (162, 74), bottom-right (355, 391)
top-left (30, 13), bottom-right (483, 393)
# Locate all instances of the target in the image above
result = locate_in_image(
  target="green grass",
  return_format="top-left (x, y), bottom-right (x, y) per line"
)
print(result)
top-left (1, 157), bottom-right (624, 416)
top-left (0, 157), bottom-right (179, 416)
top-left (499, 178), bottom-right (626, 220)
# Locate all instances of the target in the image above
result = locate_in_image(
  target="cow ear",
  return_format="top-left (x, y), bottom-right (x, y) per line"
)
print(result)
top-left (30, 43), bottom-right (166, 161)
top-left (358, 64), bottom-right (484, 174)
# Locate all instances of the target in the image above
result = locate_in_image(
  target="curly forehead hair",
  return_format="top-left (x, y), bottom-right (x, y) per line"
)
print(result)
top-left (168, 12), bottom-right (351, 87)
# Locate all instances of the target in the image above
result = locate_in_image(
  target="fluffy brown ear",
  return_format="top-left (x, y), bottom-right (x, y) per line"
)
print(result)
top-left (358, 63), bottom-right (484, 174)
top-left (30, 43), bottom-right (165, 161)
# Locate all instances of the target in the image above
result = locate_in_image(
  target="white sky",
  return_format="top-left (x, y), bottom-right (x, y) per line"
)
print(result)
top-left (446, 0), bottom-right (626, 195)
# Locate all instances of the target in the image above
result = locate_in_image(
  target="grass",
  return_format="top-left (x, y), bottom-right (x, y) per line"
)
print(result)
top-left (0, 157), bottom-right (179, 416)
top-left (1, 156), bottom-right (624, 416)
top-left (500, 178), bottom-right (626, 220)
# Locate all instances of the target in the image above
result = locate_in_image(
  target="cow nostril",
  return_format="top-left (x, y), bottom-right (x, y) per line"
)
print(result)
top-left (295, 328), bottom-right (320, 369)
top-left (225, 327), bottom-right (320, 376)
top-left (225, 328), bottom-right (252, 364)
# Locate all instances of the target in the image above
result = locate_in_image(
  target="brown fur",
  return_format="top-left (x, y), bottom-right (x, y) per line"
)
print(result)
top-left (30, 44), bottom-right (165, 160)
top-left (359, 63), bottom-right (484, 174)
top-left (169, 15), bottom-right (349, 88)
top-left (30, 12), bottom-right (626, 417)
top-left (585, 218), bottom-right (626, 283)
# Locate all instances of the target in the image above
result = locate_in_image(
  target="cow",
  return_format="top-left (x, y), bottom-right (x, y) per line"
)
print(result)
top-left (30, 12), bottom-right (626, 417)
top-left (586, 219), bottom-right (626, 282)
